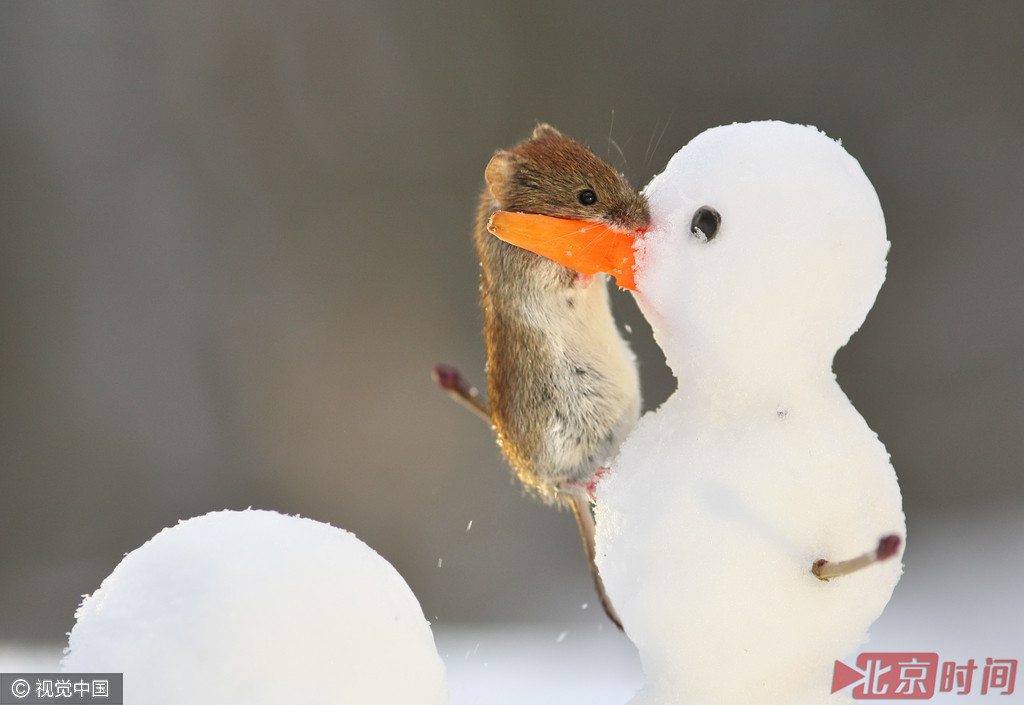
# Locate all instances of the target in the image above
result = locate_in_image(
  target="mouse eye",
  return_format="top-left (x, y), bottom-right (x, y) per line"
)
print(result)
top-left (691, 206), bottom-right (721, 242)
top-left (578, 189), bottom-right (598, 206)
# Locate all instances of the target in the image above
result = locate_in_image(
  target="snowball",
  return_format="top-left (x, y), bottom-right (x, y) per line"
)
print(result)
top-left (62, 509), bottom-right (447, 705)
top-left (596, 122), bottom-right (905, 705)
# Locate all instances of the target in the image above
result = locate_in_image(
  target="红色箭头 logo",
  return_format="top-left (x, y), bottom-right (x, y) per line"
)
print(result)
top-left (832, 654), bottom-right (1017, 699)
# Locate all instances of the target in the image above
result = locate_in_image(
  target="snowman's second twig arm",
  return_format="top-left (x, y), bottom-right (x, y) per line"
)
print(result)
top-left (433, 363), bottom-right (492, 422)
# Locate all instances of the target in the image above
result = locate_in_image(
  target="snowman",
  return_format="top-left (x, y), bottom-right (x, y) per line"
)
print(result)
top-left (489, 120), bottom-right (905, 705)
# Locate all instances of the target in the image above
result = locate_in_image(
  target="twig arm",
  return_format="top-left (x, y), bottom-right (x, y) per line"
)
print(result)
top-left (432, 363), bottom-right (491, 422)
top-left (812, 534), bottom-right (902, 581)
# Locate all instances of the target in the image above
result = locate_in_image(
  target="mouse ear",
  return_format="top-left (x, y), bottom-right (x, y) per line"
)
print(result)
top-left (531, 123), bottom-right (562, 140)
top-left (484, 151), bottom-right (516, 202)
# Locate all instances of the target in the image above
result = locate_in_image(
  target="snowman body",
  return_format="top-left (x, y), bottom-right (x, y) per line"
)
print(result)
top-left (595, 122), bottom-right (905, 705)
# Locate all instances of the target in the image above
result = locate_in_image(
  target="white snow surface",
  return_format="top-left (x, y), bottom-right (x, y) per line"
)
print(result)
top-left (595, 122), bottom-right (905, 705)
top-left (60, 509), bottom-right (448, 705)
top-left (2, 511), bottom-right (1020, 703)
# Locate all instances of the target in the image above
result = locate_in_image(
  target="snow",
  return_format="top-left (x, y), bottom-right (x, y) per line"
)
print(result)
top-left (59, 509), bottom-right (447, 705)
top-left (4, 512), bottom-right (1018, 704)
top-left (595, 122), bottom-right (905, 705)
top-left (437, 624), bottom-right (644, 705)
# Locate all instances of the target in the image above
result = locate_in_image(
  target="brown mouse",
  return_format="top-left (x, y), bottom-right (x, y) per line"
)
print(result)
top-left (435, 124), bottom-right (649, 629)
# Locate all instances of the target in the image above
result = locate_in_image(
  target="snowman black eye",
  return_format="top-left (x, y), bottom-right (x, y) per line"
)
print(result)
top-left (691, 206), bottom-right (721, 242)
top-left (578, 189), bottom-right (598, 206)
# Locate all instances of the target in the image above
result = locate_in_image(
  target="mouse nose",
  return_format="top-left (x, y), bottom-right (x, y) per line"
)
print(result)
top-left (607, 199), bottom-right (650, 232)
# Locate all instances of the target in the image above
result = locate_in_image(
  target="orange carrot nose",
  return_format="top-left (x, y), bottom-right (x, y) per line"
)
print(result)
top-left (487, 211), bottom-right (642, 291)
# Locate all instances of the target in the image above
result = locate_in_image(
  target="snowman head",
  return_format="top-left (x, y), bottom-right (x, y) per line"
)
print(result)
top-left (637, 121), bottom-right (889, 391)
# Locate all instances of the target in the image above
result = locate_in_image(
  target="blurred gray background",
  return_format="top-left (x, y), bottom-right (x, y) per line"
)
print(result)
top-left (1, 2), bottom-right (1021, 642)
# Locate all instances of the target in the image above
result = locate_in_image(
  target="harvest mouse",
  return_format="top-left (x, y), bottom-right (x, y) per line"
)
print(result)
top-left (435, 124), bottom-right (648, 629)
